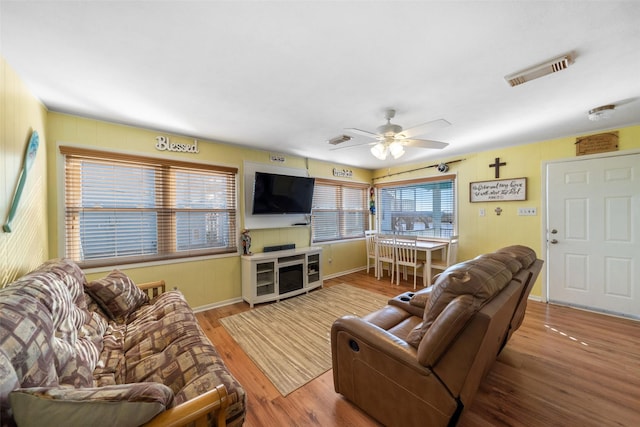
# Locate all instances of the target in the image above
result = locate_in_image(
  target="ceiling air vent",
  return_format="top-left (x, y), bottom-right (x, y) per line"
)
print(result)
top-left (328, 134), bottom-right (352, 145)
top-left (505, 54), bottom-right (573, 87)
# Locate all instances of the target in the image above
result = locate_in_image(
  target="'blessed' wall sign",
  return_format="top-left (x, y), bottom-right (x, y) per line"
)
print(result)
top-left (155, 136), bottom-right (199, 153)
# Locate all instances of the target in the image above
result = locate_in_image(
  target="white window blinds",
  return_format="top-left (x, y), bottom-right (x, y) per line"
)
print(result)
top-left (376, 175), bottom-right (456, 238)
top-left (311, 179), bottom-right (369, 243)
top-left (61, 146), bottom-right (237, 268)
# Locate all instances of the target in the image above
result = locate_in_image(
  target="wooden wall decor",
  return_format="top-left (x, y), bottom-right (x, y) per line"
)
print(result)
top-left (575, 131), bottom-right (619, 156)
top-left (4, 131), bottom-right (39, 232)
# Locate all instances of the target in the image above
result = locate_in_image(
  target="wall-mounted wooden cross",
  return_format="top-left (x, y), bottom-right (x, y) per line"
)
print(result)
top-left (489, 157), bottom-right (506, 178)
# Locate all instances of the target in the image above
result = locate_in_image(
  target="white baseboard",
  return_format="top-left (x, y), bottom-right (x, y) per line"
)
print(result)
top-left (193, 266), bottom-right (371, 312)
top-left (323, 266), bottom-right (368, 280)
top-left (193, 296), bottom-right (244, 313)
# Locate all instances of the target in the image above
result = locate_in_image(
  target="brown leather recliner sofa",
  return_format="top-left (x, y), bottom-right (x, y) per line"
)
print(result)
top-left (331, 245), bottom-right (543, 427)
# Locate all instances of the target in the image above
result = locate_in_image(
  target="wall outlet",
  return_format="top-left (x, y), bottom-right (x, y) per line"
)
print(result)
top-left (479, 208), bottom-right (486, 217)
top-left (518, 207), bottom-right (537, 216)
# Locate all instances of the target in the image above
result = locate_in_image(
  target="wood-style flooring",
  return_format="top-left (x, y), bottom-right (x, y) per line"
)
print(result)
top-left (196, 270), bottom-right (640, 427)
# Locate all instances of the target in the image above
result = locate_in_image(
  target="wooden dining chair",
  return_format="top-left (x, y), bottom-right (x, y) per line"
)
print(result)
top-left (394, 235), bottom-right (424, 289)
top-left (365, 230), bottom-right (378, 277)
top-left (375, 234), bottom-right (396, 283)
top-left (431, 235), bottom-right (459, 277)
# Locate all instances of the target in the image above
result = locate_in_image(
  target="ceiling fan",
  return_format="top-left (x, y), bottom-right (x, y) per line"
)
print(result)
top-left (329, 109), bottom-right (450, 160)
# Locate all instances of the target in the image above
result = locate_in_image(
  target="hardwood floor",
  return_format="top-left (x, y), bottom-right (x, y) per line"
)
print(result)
top-left (196, 270), bottom-right (640, 427)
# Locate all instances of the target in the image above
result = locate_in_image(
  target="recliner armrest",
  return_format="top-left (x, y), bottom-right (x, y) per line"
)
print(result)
top-left (331, 315), bottom-right (422, 370)
top-left (387, 286), bottom-right (434, 318)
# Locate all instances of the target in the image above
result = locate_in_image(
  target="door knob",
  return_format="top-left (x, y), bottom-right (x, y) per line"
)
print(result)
top-left (550, 239), bottom-right (558, 244)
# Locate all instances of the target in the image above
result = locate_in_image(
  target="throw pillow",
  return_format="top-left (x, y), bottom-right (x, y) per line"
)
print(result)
top-left (9, 383), bottom-right (173, 427)
top-left (85, 270), bottom-right (149, 323)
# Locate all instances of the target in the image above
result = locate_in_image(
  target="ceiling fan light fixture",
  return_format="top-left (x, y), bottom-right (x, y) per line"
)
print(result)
top-left (588, 104), bottom-right (615, 121)
top-left (371, 142), bottom-right (388, 160)
top-left (389, 141), bottom-right (405, 159)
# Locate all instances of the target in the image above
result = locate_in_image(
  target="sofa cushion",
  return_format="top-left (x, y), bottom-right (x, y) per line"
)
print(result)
top-left (35, 258), bottom-right (88, 309)
top-left (416, 294), bottom-right (479, 366)
top-left (86, 270), bottom-right (149, 323)
top-left (122, 291), bottom-right (247, 421)
top-left (9, 383), bottom-right (173, 427)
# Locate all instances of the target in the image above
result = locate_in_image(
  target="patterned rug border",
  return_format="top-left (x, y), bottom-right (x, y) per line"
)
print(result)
top-left (220, 284), bottom-right (388, 396)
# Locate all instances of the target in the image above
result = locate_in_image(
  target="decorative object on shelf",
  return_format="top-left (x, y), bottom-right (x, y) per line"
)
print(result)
top-left (489, 157), bottom-right (507, 178)
top-left (495, 207), bottom-right (503, 216)
top-left (470, 177), bottom-right (527, 202)
top-left (3, 130), bottom-right (39, 233)
top-left (587, 104), bottom-right (615, 121)
top-left (575, 131), bottom-right (619, 156)
top-left (241, 229), bottom-right (252, 255)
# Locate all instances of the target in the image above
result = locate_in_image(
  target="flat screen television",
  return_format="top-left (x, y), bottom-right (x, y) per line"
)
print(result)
top-left (252, 172), bottom-right (315, 215)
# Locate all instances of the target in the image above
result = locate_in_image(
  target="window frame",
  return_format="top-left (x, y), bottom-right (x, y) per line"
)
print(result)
top-left (311, 178), bottom-right (370, 243)
top-left (60, 146), bottom-right (239, 268)
top-left (374, 174), bottom-right (457, 239)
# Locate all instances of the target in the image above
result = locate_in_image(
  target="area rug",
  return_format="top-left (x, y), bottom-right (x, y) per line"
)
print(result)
top-left (220, 283), bottom-right (388, 396)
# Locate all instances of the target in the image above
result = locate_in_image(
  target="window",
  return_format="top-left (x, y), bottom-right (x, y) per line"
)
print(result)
top-left (376, 175), bottom-right (456, 238)
top-left (311, 179), bottom-right (369, 243)
top-left (61, 146), bottom-right (237, 268)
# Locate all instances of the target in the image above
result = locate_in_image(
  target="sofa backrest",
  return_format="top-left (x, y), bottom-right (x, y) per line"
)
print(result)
top-left (432, 279), bottom-right (522, 406)
top-left (406, 246), bottom-right (541, 406)
top-left (0, 259), bottom-right (107, 425)
top-left (406, 255), bottom-right (515, 358)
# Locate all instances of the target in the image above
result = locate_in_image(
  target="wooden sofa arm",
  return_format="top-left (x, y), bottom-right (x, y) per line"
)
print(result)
top-left (143, 384), bottom-right (229, 427)
top-left (137, 280), bottom-right (166, 299)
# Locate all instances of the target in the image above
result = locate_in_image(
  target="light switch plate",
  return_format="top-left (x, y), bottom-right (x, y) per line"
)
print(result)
top-left (518, 207), bottom-right (537, 216)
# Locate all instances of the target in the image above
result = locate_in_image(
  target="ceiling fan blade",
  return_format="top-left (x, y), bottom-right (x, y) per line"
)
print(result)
top-left (403, 138), bottom-right (449, 149)
top-left (329, 141), bottom-right (375, 151)
top-left (345, 128), bottom-right (381, 139)
top-left (398, 119), bottom-right (451, 139)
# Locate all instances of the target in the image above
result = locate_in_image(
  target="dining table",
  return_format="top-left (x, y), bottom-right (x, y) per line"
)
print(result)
top-left (395, 238), bottom-right (449, 287)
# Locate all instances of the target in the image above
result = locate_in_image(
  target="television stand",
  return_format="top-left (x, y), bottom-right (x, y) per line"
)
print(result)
top-left (241, 246), bottom-right (322, 307)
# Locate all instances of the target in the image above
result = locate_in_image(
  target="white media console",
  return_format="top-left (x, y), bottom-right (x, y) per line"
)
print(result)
top-left (241, 246), bottom-right (323, 307)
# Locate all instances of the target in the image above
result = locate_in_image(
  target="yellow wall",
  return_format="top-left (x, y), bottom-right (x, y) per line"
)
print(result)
top-left (5, 54), bottom-right (639, 303)
top-left (0, 57), bottom-right (49, 285)
top-left (46, 112), bottom-right (371, 308)
top-left (374, 125), bottom-right (640, 297)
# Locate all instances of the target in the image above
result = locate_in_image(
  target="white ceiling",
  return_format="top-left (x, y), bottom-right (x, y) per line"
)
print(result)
top-left (2, 1), bottom-right (639, 169)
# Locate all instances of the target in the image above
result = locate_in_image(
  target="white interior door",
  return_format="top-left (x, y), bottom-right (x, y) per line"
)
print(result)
top-left (546, 152), bottom-right (640, 318)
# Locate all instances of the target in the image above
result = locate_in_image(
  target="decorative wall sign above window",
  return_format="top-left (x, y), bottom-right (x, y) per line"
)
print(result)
top-left (333, 168), bottom-right (353, 178)
top-left (470, 177), bottom-right (527, 202)
top-left (155, 136), bottom-right (199, 153)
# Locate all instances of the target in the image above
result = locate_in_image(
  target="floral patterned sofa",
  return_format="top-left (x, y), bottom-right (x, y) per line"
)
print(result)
top-left (0, 259), bottom-right (245, 427)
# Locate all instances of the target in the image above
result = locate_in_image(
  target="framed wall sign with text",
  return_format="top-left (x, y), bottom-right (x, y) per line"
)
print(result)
top-left (470, 177), bottom-right (527, 202)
